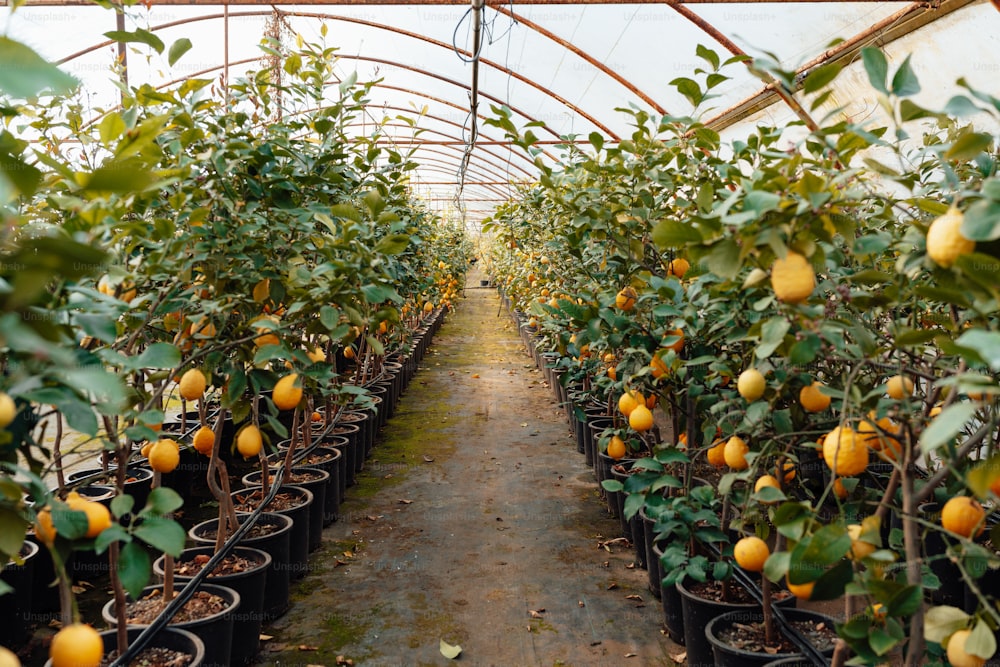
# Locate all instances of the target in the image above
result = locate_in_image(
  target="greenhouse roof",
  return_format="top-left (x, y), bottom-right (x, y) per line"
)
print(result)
top-left (1, 0), bottom-right (994, 227)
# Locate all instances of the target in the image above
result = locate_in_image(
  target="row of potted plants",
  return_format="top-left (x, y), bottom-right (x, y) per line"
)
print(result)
top-left (0, 9), bottom-right (472, 667)
top-left (484, 46), bottom-right (1000, 666)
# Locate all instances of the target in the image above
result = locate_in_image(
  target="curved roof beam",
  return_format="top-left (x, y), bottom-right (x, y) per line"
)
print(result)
top-left (57, 9), bottom-right (619, 139)
top-left (405, 155), bottom-right (510, 189)
top-left (363, 125), bottom-right (520, 183)
top-left (402, 144), bottom-right (527, 192)
top-left (407, 163), bottom-right (512, 200)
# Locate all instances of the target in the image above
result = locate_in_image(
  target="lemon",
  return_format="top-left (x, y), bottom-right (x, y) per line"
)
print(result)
top-left (706, 440), bottom-right (727, 468)
top-left (628, 404), bottom-right (654, 432)
top-left (737, 369), bottom-right (766, 402)
top-left (947, 629), bottom-right (987, 667)
top-left (50, 623), bottom-right (103, 667)
top-left (734, 536), bottom-right (770, 572)
top-left (615, 287), bottom-right (637, 311)
top-left (798, 381), bottom-right (831, 413)
top-left (0, 646), bottom-right (21, 667)
top-left (771, 251), bottom-right (815, 304)
top-left (0, 392), bottom-right (17, 428)
top-left (237, 424), bottom-right (264, 459)
top-left (847, 523), bottom-right (876, 560)
top-left (273, 373), bottom-right (303, 411)
top-left (724, 436), bottom-right (750, 470)
top-left (607, 435), bottom-right (627, 460)
top-left (754, 475), bottom-right (781, 503)
top-left (192, 425), bottom-right (216, 456)
top-left (667, 258), bottom-right (690, 279)
top-left (926, 207), bottom-right (975, 268)
top-left (147, 439), bottom-right (181, 474)
top-left (886, 375), bottom-right (914, 400)
top-left (822, 426), bottom-right (869, 476)
top-left (617, 390), bottom-right (643, 417)
top-left (178, 368), bottom-right (207, 402)
top-left (941, 496), bottom-right (985, 538)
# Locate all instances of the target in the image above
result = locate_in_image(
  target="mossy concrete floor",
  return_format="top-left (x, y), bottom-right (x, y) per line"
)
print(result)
top-left (259, 270), bottom-right (681, 666)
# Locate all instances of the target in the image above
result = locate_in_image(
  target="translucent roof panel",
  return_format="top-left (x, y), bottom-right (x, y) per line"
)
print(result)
top-left (2, 0), bottom-right (995, 226)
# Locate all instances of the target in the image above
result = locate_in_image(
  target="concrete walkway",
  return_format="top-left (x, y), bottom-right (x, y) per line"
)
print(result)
top-left (261, 271), bottom-right (679, 666)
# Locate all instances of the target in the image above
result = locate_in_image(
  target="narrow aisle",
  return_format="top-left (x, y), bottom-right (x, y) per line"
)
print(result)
top-left (262, 271), bottom-right (677, 666)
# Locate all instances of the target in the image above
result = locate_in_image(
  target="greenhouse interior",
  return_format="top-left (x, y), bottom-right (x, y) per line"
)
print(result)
top-left (2, 0), bottom-right (1000, 665)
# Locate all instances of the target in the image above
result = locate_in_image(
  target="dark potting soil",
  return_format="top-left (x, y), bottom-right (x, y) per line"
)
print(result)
top-left (232, 490), bottom-right (302, 512)
top-left (174, 552), bottom-right (262, 577)
top-left (717, 617), bottom-right (838, 655)
top-left (100, 647), bottom-right (194, 667)
top-left (688, 580), bottom-right (761, 605)
top-left (277, 469), bottom-right (324, 484)
top-left (124, 590), bottom-right (228, 624)
top-left (198, 520), bottom-right (282, 541)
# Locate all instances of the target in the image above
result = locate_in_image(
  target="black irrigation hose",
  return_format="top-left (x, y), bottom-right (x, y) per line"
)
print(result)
top-left (112, 313), bottom-right (439, 664)
top-left (704, 542), bottom-right (829, 666)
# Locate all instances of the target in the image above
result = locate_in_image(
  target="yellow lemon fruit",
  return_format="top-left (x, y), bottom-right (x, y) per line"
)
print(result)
top-left (771, 251), bottom-right (815, 304)
top-left (617, 390), bottom-right (643, 417)
top-left (886, 375), bottom-right (914, 400)
top-left (615, 287), bottom-right (637, 311)
top-left (947, 629), bottom-right (987, 667)
top-left (607, 435), bottom-right (627, 460)
top-left (34, 508), bottom-right (57, 545)
top-left (927, 207), bottom-right (975, 268)
top-left (733, 536), bottom-right (770, 572)
top-left (273, 373), bottom-right (303, 411)
top-left (236, 424), bottom-right (263, 459)
top-left (667, 258), bottom-right (690, 279)
top-left (706, 440), bottom-right (727, 468)
top-left (0, 646), bottom-right (21, 667)
top-left (49, 623), bottom-right (103, 667)
top-left (650, 352), bottom-right (669, 379)
top-left (799, 382), bottom-right (831, 413)
top-left (178, 368), bottom-right (207, 402)
top-left (737, 369), bottom-right (766, 402)
top-left (941, 496), bottom-right (985, 538)
top-left (192, 425), bottom-right (216, 456)
top-left (148, 439), bottom-right (180, 474)
top-left (629, 404), bottom-right (654, 432)
top-left (0, 393), bottom-right (16, 428)
top-left (786, 578), bottom-right (814, 601)
top-left (724, 436), bottom-right (750, 470)
top-left (847, 524), bottom-right (876, 560)
top-left (66, 497), bottom-right (111, 539)
top-left (754, 475), bottom-right (782, 503)
top-left (343, 346), bottom-right (356, 360)
top-left (307, 346), bottom-right (326, 363)
top-left (822, 426), bottom-right (869, 476)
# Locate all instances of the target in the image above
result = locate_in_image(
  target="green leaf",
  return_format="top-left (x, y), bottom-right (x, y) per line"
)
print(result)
top-left (808, 559), bottom-right (853, 601)
top-left (962, 200), bottom-right (1000, 241)
top-left (945, 131), bottom-right (993, 162)
top-left (0, 152), bottom-right (42, 200)
top-left (968, 454), bottom-right (1000, 499)
top-left (133, 516), bottom-right (186, 557)
top-left (81, 158), bottom-right (155, 193)
top-left (924, 605), bottom-right (970, 644)
top-left (141, 487), bottom-right (183, 517)
top-left (363, 190), bottom-right (387, 217)
top-left (0, 36), bottom-right (78, 98)
top-left (919, 403), bottom-right (978, 454)
top-left (651, 219), bottom-right (701, 249)
top-left (136, 343), bottom-right (181, 370)
top-left (756, 316), bottom-right (790, 359)
top-left (788, 333), bottom-right (821, 365)
top-left (439, 639), bottom-right (462, 660)
top-left (51, 505), bottom-right (89, 541)
top-left (743, 190), bottom-right (781, 218)
top-left (110, 494), bottom-right (135, 519)
top-left (589, 132), bottom-right (604, 152)
top-left (330, 203), bottom-right (362, 222)
top-left (93, 524), bottom-right (130, 555)
top-left (103, 28), bottom-right (165, 54)
top-left (869, 627), bottom-right (900, 656)
top-left (76, 313), bottom-right (118, 343)
top-left (968, 619), bottom-right (998, 659)
top-left (600, 479), bottom-right (624, 493)
top-left (705, 239), bottom-right (741, 280)
top-left (890, 55), bottom-right (920, 97)
top-left (696, 44), bottom-right (720, 71)
top-left (119, 541), bottom-right (152, 600)
top-left (374, 234), bottom-right (410, 256)
top-left (955, 330), bottom-right (1000, 370)
top-left (861, 47), bottom-right (889, 94)
top-left (0, 507), bottom-right (27, 559)
top-left (670, 77), bottom-right (703, 108)
top-left (763, 548), bottom-right (790, 583)
top-left (320, 305), bottom-right (338, 331)
top-left (167, 38), bottom-right (192, 67)
top-left (886, 584), bottom-right (922, 617)
top-left (802, 63), bottom-right (842, 94)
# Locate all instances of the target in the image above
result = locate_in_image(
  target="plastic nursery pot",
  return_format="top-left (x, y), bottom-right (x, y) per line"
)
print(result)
top-left (66, 465), bottom-right (155, 511)
top-left (339, 410), bottom-right (373, 461)
top-left (326, 422), bottom-right (362, 485)
top-left (189, 512), bottom-right (293, 621)
top-left (102, 582), bottom-right (239, 667)
top-left (67, 484), bottom-right (116, 581)
top-left (43, 626), bottom-right (206, 667)
top-left (231, 485), bottom-right (313, 581)
top-left (918, 501), bottom-right (965, 607)
top-left (155, 546), bottom-right (271, 666)
top-left (677, 577), bottom-right (797, 667)
top-left (26, 528), bottom-right (64, 614)
top-left (243, 468), bottom-right (329, 552)
top-left (271, 445), bottom-right (343, 525)
top-left (0, 540), bottom-right (39, 647)
top-left (652, 541), bottom-right (684, 645)
top-left (316, 436), bottom-right (349, 506)
top-left (585, 415), bottom-right (615, 471)
top-left (706, 608), bottom-right (839, 667)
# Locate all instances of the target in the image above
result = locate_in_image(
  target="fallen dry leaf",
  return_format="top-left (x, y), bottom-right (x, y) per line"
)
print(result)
top-left (471, 373), bottom-right (480, 378)
top-left (625, 594), bottom-right (643, 601)
top-left (578, 601), bottom-right (585, 607)
top-left (519, 422), bottom-right (528, 427)
top-left (343, 551), bottom-right (353, 558)
top-left (670, 651), bottom-right (686, 663)
top-left (423, 455), bottom-right (434, 463)
top-left (625, 653), bottom-right (637, 658)
top-left (607, 582), bottom-right (618, 590)
top-left (259, 634), bottom-right (273, 641)
top-left (528, 609), bottom-right (545, 618)
top-left (383, 473), bottom-right (393, 479)
top-left (298, 645), bottom-right (318, 651)
top-left (365, 515), bottom-right (380, 521)
top-left (398, 499), bottom-right (413, 504)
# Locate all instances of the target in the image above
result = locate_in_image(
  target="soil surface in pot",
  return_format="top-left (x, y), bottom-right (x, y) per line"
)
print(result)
top-left (688, 579), bottom-right (794, 605)
top-left (175, 552), bottom-right (262, 577)
top-left (197, 520), bottom-right (282, 541)
top-left (233, 490), bottom-right (303, 512)
top-left (100, 647), bottom-right (194, 667)
top-left (717, 616), bottom-right (838, 655)
top-left (123, 589), bottom-right (228, 624)
top-left (273, 469), bottom-right (324, 485)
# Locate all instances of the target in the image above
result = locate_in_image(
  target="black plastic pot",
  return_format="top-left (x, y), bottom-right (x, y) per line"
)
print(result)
top-left (677, 578), bottom-right (797, 667)
top-left (189, 512), bottom-right (292, 621)
top-left (652, 541), bottom-right (684, 645)
top-left (369, 384), bottom-right (390, 430)
top-left (68, 485), bottom-right (116, 580)
top-left (67, 465), bottom-right (155, 512)
top-left (609, 462), bottom-right (635, 540)
top-left (918, 501), bottom-right (965, 607)
top-left (586, 416), bottom-right (615, 474)
top-left (231, 485), bottom-right (312, 580)
top-left (327, 422), bottom-right (362, 484)
top-left (102, 582), bottom-right (239, 667)
top-left (275, 445), bottom-right (342, 525)
top-left (640, 505), bottom-right (664, 599)
top-left (43, 626), bottom-right (206, 667)
top-left (706, 608), bottom-right (838, 666)
top-left (340, 410), bottom-right (372, 461)
top-left (26, 529), bottom-right (62, 614)
top-left (318, 435), bottom-right (349, 506)
top-left (155, 547), bottom-right (271, 666)
top-left (243, 468), bottom-right (328, 552)
top-left (0, 540), bottom-right (38, 648)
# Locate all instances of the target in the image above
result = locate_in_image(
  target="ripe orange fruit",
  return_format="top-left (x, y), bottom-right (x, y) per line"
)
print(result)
top-left (192, 425), bottom-right (216, 456)
top-left (615, 287), bottom-right (637, 311)
top-left (252, 278), bottom-right (271, 303)
top-left (34, 508), bottom-right (57, 545)
top-left (0, 392), bottom-right (16, 428)
top-left (0, 645), bottom-right (21, 667)
top-left (650, 352), bottom-right (669, 379)
top-left (832, 477), bottom-right (850, 499)
top-left (607, 435), bottom-right (627, 460)
top-left (737, 369), bottom-right (766, 402)
top-left (847, 523), bottom-right (877, 560)
top-left (859, 416), bottom-right (903, 462)
top-left (799, 381), bottom-right (831, 413)
top-left (781, 461), bottom-right (796, 483)
top-left (273, 373), bottom-right (303, 411)
top-left (306, 346), bottom-right (326, 363)
top-left (617, 390), bottom-right (643, 417)
top-left (178, 368), bottom-right (207, 402)
top-left (663, 328), bottom-right (684, 354)
top-left (645, 394), bottom-right (657, 409)
top-left (66, 495), bottom-right (112, 539)
top-left (49, 623), bottom-right (103, 667)
top-left (771, 251), bottom-right (815, 304)
top-left (706, 440), bottom-right (727, 467)
top-left (754, 475), bottom-right (781, 503)
top-left (946, 628), bottom-right (987, 667)
top-left (941, 496), bottom-right (985, 538)
top-left (734, 536), bottom-right (770, 572)
top-left (236, 424), bottom-right (263, 459)
top-left (724, 436), bottom-right (750, 470)
top-left (886, 375), bottom-right (914, 400)
top-left (927, 207), bottom-right (975, 268)
top-left (147, 438), bottom-right (180, 473)
top-left (423, 301), bottom-right (435, 313)
top-left (629, 404), bottom-right (654, 432)
top-left (343, 346), bottom-right (356, 360)
top-left (822, 426), bottom-right (869, 476)
top-left (786, 578), bottom-right (814, 601)
top-left (667, 258), bottom-right (690, 279)
top-left (190, 316), bottom-right (216, 339)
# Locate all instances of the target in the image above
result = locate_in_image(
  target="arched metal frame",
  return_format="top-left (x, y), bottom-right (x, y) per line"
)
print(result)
top-left (28, 0), bottom-right (965, 224)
